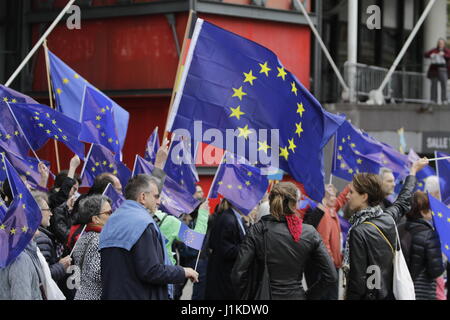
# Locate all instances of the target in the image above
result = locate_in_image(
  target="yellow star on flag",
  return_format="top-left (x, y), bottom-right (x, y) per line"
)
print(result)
top-left (96, 115), bottom-right (102, 121)
top-left (237, 125), bottom-right (252, 139)
top-left (14, 131), bottom-right (19, 136)
top-left (445, 244), bottom-right (449, 250)
top-left (438, 212), bottom-right (443, 218)
top-left (291, 82), bottom-right (298, 96)
top-left (337, 155), bottom-right (343, 160)
top-left (5, 134), bottom-right (11, 140)
top-left (232, 86), bottom-right (247, 101)
top-left (21, 226), bottom-right (28, 233)
top-left (296, 103), bottom-right (305, 117)
top-left (227, 185), bottom-right (233, 189)
top-left (0, 224), bottom-right (5, 230)
top-left (245, 181), bottom-right (251, 186)
top-left (101, 108), bottom-right (106, 113)
top-left (2, 97), bottom-right (8, 102)
top-left (229, 106), bottom-right (245, 120)
top-left (56, 88), bottom-right (62, 95)
top-left (258, 141), bottom-right (271, 153)
top-left (288, 138), bottom-right (297, 153)
top-left (91, 167), bottom-right (96, 172)
top-left (357, 159), bottom-right (362, 164)
top-left (280, 146), bottom-right (289, 160)
top-left (11, 99), bottom-right (16, 103)
top-left (10, 228), bottom-right (16, 235)
top-left (295, 122), bottom-right (303, 137)
top-left (277, 67), bottom-right (287, 80)
top-left (247, 171), bottom-right (253, 177)
top-left (218, 181), bottom-right (223, 185)
top-left (96, 124), bottom-right (101, 129)
top-left (237, 185), bottom-right (243, 190)
top-left (95, 162), bottom-right (100, 167)
top-left (243, 70), bottom-right (257, 85)
top-left (348, 168), bottom-right (354, 174)
top-left (108, 138), bottom-right (113, 143)
top-left (340, 163), bottom-right (346, 169)
top-left (259, 61), bottom-right (271, 77)
top-left (338, 146), bottom-right (343, 151)
top-left (109, 164), bottom-right (114, 169)
top-left (63, 78), bottom-right (69, 84)
top-left (113, 170), bottom-right (118, 175)
top-left (103, 161), bottom-right (107, 166)
top-left (74, 74), bottom-right (79, 79)
top-left (51, 119), bottom-right (57, 125)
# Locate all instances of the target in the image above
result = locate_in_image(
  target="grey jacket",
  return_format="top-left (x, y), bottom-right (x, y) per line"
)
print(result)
top-left (0, 241), bottom-right (44, 300)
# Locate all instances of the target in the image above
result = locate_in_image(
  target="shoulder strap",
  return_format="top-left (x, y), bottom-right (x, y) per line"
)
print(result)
top-left (363, 221), bottom-right (395, 254)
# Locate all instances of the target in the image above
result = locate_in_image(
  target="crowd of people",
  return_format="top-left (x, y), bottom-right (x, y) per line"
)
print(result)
top-left (0, 142), bottom-right (448, 300)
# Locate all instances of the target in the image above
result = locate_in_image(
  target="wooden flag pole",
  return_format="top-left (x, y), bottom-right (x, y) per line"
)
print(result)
top-left (43, 40), bottom-right (61, 173)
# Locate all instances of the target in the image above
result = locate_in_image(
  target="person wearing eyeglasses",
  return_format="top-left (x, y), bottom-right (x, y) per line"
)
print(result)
top-left (72, 195), bottom-right (112, 300)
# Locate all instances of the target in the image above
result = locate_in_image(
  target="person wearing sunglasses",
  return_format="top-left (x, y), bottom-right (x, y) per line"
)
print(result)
top-left (72, 195), bottom-right (112, 300)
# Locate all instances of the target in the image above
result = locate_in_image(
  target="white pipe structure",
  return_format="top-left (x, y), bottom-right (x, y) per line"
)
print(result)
top-left (4, 0), bottom-right (77, 87)
top-left (293, 0), bottom-right (349, 93)
top-left (347, 0), bottom-right (358, 103)
top-left (372, 0), bottom-right (437, 104)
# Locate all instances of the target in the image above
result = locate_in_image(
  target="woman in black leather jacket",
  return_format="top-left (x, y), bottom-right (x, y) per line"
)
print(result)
top-left (231, 182), bottom-right (337, 300)
top-left (343, 158), bottom-right (429, 300)
top-left (399, 191), bottom-right (444, 300)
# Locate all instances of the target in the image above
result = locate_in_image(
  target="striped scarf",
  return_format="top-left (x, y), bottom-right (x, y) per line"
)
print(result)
top-left (342, 205), bottom-right (383, 277)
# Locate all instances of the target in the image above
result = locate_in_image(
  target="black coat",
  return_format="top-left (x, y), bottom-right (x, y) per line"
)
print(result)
top-left (399, 218), bottom-right (444, 299)
top-left (34, 226), bottom-right (65, 282)
top-left (346, 175), bottom-right (417, 300)
top-left (205, 208), bottom-right (246, 300)
top-left (49, 203), bottom-right (73, 245)
top-left (232, 215), bottom-right (337, 300)
top-left (100, 224), bottom-right (185, 300)
top-left (49, 177), bottom-right (77, 212)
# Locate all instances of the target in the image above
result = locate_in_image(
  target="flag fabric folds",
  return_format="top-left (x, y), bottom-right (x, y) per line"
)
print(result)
top-left (102, 183), bottom-right (125, 212)
top-left (167, 19), bottom-right (345, 201)
top-left (408, 149), bottom-right (435, 191)
top-left (209, 152), bottom-right (269, 215)
top-left (331, 121), bottom-right (382, 181)
top-left (9, 102), bottom-right (85, 160)
top-left (79, 86), bottom-right (122, 154)
top-left (144, 127), bottom-right (160, 165)
top-left (81, 144), bottom-right (131, 189)
top-left (436, 151), bottom-right (450, 205)
top-left (164, 138), bottom-right (199, 195)
top-left (428, 193), bottom-right (450, 260)
top-left (132, 155), bottom-right (200, 217)
top-left (178, 223), bottom-right (205, 251)
top-left (0, 154), bottom-right (41, 268)
top-left (0, 102), bottom-right (31, 159)
top-left (47, 50), bottom-right (129, 151)
top-left (0, 85), bottom-right (39, 104)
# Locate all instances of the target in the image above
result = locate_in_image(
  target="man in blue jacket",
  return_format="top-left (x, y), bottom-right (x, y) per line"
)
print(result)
top-left (99, 174), bottom-right (199, 300)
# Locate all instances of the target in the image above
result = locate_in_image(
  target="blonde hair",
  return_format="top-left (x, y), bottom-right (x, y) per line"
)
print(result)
top-left (268, 182), bottom-right (299, 221)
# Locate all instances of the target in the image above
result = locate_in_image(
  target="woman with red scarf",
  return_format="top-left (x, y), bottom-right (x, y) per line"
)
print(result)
top-left (231, 182), bottom-right (337, 300)
top-left (72, 195), bottom-right (112, 300)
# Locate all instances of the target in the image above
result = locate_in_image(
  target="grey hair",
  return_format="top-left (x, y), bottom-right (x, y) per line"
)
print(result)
top-left (31, 190), bottom-right (49, 208)
top-left (424, 175), bottom-right (440, 194)
top-left (124, 174), bottom-right (159, 201)
top-left (379, 167), bottom-right (393, 178)
top-left (78, 194), bottom-right (111, 224)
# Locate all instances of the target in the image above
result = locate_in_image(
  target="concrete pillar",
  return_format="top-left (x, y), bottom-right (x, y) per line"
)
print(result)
top-left (348, 0), bottom-right (358, 102)
top-left (423, 0), bottom-right (448, 103)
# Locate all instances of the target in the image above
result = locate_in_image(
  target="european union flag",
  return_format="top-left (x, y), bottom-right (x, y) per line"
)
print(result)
top-left (436, 151), bottom-right (450, 205)
top-left (178, 223), bottom-right (205, 251)
top-left (102, 183), bottom-right (125, 212)
top-left (0, 154), bottom-right (41, 268)
top-left (144, 127), bottom-right (160, 164)
top-left (164, 137), bottom-right (199, 195)
top-left (80, 144), bottom-right (131, 189)
top-left (408, 149), bottom-right (435, 191)
top-left (132, 155), bottom-right (200, 217)
top-left (9, 102), bottom-right (85, 160)
top-left (332, 121), bottom-right (382, 181)
top-left (210, 152), bottom-right (269, 215)
top-left (428, 193), bottom-right (450, 260)
top-left (167, 19), bottom-right (345, 201)
top-left (0, 102), bottom-right (31, 159)
top-left (48, 50), bottom-right (129, 150)
top-left (298, 196), bottom-right (317, 210)
top-left (0, 148), bottom-right (51, 189)
top-left (0, 85), bottom-right (38, 104)
top-left (79, 86), bottom-right (123, 154)
top-left (378, 142), bottom-right (410, 179)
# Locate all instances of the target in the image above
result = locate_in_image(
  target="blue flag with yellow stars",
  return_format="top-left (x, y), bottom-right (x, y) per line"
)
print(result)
top-left (0, 85), bottom-right (38, 104)
top-left (80, 144), bottom-right (131, 189)
top-left (407, 149), bottom-right (435, 192)
top-left (144, 127), bottom-right (160, 165)
top-left (0, 198), bottom-right (7, 223)
top-left (164, 137), bottom-right (199, 195)
top-left (47, 50), bottom-right (129, 150)
top-left (428, 193), bottom-right (450, 260)
top-left (178, 223), bottom-right (205, 251)
top-left (79, 86), bottom-right (124, 155)
top-left (102, 183), bottom-right (125, 212)
top-left (132, 155), bottom-right (200, 217)
top-left (436, 151), bottom-right (450, 205)
top-left (0, 154), bottom-right (42, 268)
top-left (167, 19), bottom-right (345, 201)
top-left (9, 102), bottom-right (85, 160)
top-left (209, 152), bottom-right (269, 215)
top-left (0, 102), bottom-right (31, 159)
top-left (0, 148), bottom-right (51, 189)
top-left (332, 121), bottom-right (383, 181)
